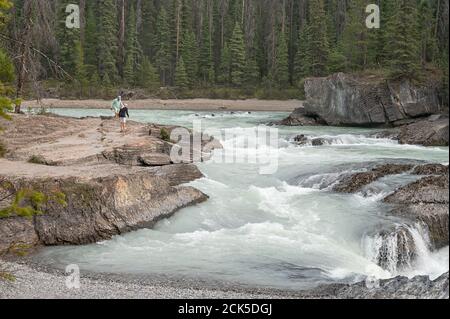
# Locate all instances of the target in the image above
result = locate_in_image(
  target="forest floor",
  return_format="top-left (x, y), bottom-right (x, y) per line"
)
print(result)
top-left (22, 98), bottom-right (301, 112)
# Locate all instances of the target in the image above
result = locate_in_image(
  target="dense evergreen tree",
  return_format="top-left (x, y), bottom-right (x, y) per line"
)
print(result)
top-left (199, 17), bottom-right (214, 84)
top-left (56, 0), bottom-right (81, 77)
top-left (273, 31), bottom-right (289, 86)
top-left (294, 27), bottom-right (311, 82)
top-left (136, 57), bottom-right (159, 89)
top-left (175, 56), bottom-right (188, 88)
top-left (124, 3), bottom-right (142, 86)
top-left (340, 0), bottom-right (369, 71)
top-left (229, 23), bottom-right (245, 86)
top-left (308, 0), bottom-right (329, 76)
top-left (180, 31), bottom-right (198, 87)
top-left (97, 0), bottom-right (119, 84)
top-left (385, 0), bottom-right (420, 79)
top-left (155, 7), bottom-right (171, 85)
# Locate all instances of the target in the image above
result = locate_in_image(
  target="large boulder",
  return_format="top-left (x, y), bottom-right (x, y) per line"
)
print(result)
top-left (303, 73), bottom-right (442, 127)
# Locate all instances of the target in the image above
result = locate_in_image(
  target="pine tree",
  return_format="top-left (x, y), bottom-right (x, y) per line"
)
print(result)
top-left (385, 0), bottom-right (420, 79)
top-left (229, 23), bottom-right (245, 86)
top-left (273, 31), bottom-right (289, 86)
top-left (175, 56), bottom-right (188, 88)
top-left (156, 7), bottom-right (171, 85)
top-left (97, 0), bottom-right (119, 84)
top-left (308, 0), bottom-right (329, 77)
top-left (180, 31), bottom-right (198, 86)
top-left (124, 3), bottom-right (142, 86)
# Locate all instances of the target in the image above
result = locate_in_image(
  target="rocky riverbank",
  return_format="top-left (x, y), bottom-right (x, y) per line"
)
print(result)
top-left (0, 114), bottom-right (220, 255)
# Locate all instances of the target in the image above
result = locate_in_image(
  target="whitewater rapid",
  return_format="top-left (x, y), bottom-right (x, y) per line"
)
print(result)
top-left (36, 109), bottom-right (449, 290)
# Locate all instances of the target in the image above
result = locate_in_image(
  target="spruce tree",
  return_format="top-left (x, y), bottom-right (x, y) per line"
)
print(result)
top-left (385, 0), bottom-right (420, 79)
top-left (136, 57), bottom-right (160, 89)
top-left (156, 7), bottom-right (171, 85)
top-left (124, 3), bottom-right (142, 86)
top-left (308, 0), bottom-right (329, 77)
top-left (175, 57), bottom-right (189, 88)
top-left (140, 0), bottom-right (157, 59)
top-left (218, 43), bottom-right (231, 84)
top-left (294, 27), bottom-right (312, 82)
top-left (340, 0), bottom-right (368, 71)
top-left (418, 0), bottom-right (438, 66)
top-left (180, 31), bottom-right (198, 87)
top-left (229, 23), bottom-right (245, 86)
top-left (97, 0), bottom-right (119, 84)
top-left (56, 0), bottom-right (80, 77)
top-left (74, 41), bottom-right (88, 91)
top-left (199, 19), bottom-right (214, 83)
top-left (244, 54), bottom-right (260, 86)
top-left (274, 31), bottom-right (289, 86)
top-left (84, 1), bottom-right (98, 72)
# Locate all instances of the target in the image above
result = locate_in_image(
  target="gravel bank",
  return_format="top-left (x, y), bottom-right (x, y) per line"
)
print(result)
top-left (1, 261), bottom-right (448, 299)
top-left (0, 262), bottom-right (294, 299)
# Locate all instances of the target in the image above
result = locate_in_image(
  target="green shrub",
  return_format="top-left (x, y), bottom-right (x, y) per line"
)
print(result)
top-left (27, 155), bottom-right (47, 165)
top-left (0, 141), bottom-right (6, 158)
top-left (160, 128), bottom-right (171, 142)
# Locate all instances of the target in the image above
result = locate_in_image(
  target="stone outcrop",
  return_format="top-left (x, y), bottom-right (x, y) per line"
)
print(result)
top-left (396, 116), bottom-right (449, 146)
top-left (333, 163), bottom-right (415, 193)
top-left (302, 73), bottom-right (442, 127)
top-left (277, 108), bottom-right (323, 126)
top-left (0, 114), bottom-right (219, 255)
top-left (280, 72), bottom-right (449, 146)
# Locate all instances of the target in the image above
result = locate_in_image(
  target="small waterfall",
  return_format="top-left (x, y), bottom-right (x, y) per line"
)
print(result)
top-left (362, 223), bottom-right (433, 275)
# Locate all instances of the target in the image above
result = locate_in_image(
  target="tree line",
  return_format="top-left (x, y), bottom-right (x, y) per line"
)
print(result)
top-left (1, 0), bottom-right (449, 101)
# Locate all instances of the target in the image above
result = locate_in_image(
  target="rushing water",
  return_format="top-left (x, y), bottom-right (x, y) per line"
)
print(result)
top-left (36, 108), bottom-right (449, 290)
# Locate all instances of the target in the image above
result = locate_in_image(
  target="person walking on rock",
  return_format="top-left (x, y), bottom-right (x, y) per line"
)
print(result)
top-left (119, 104), bottom-right (130, 133)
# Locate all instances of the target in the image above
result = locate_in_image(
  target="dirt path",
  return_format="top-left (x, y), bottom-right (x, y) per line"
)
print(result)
top-left (22, 98), bottom-right (301, 112)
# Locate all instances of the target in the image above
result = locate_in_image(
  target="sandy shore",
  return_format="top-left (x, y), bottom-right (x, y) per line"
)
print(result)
top-left (22, 98), bottom-right (301, 112)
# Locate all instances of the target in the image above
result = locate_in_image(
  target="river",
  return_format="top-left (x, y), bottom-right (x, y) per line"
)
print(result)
top-left (35, 108), bottom-right (449, 290)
